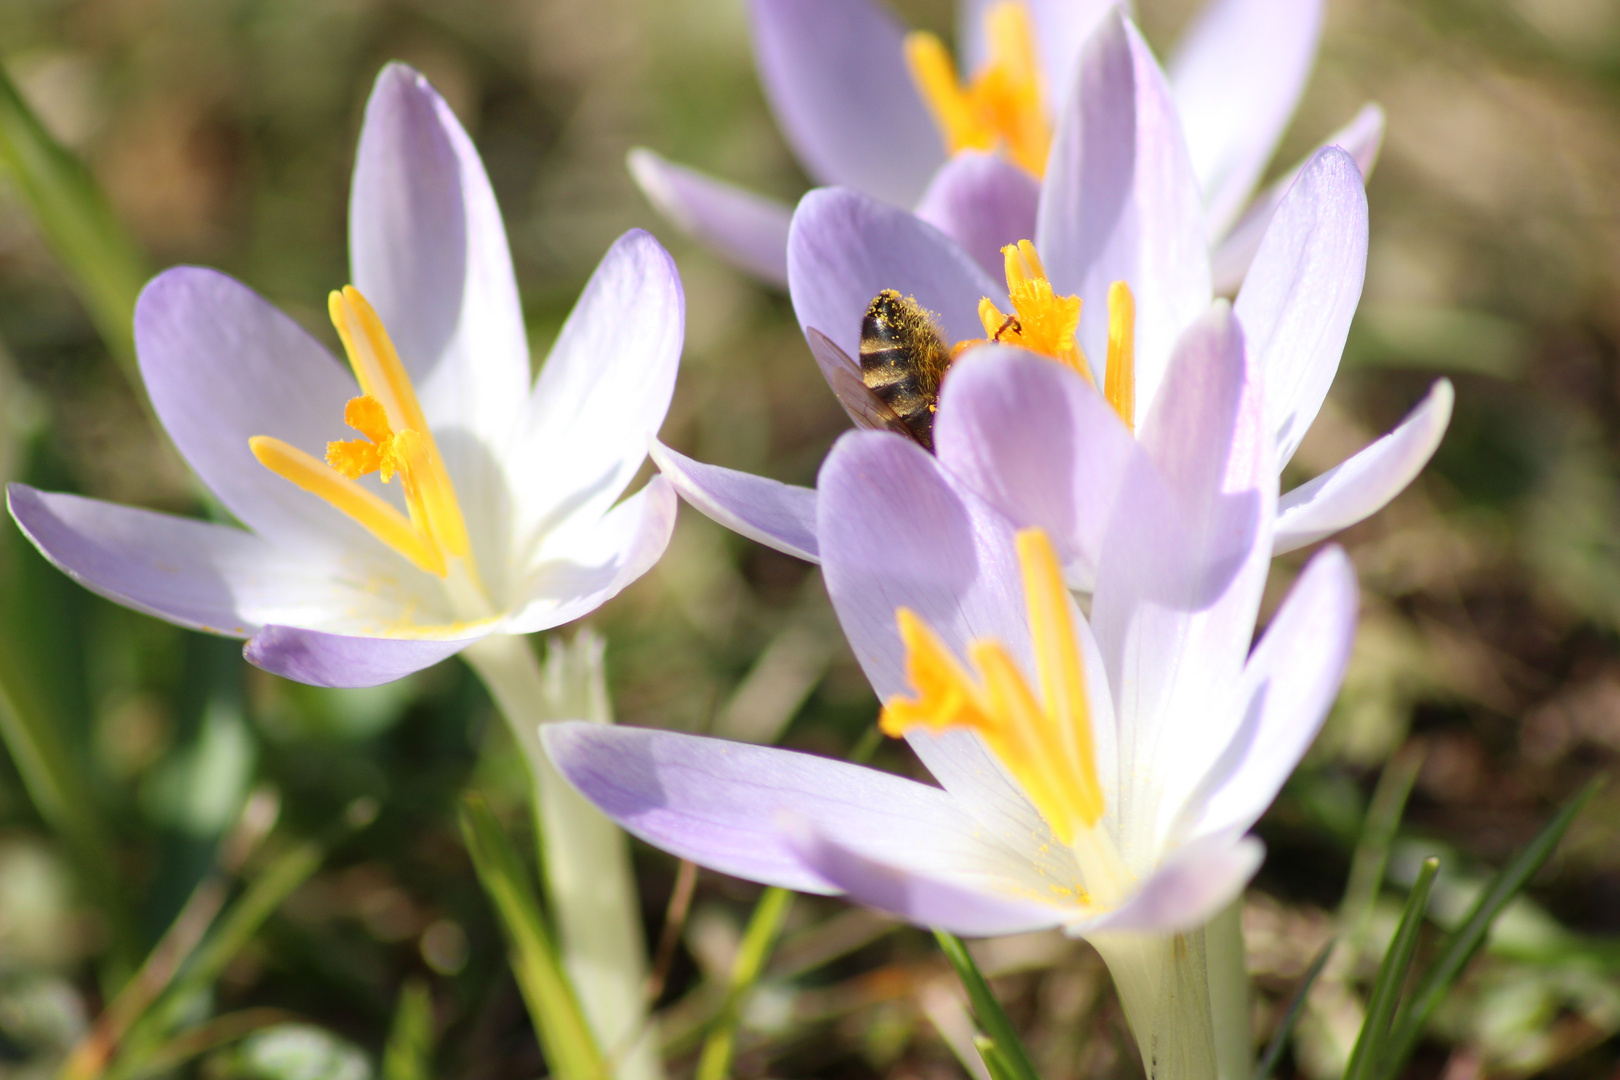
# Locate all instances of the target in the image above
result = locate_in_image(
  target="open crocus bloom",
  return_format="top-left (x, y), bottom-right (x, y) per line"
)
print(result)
top-left (547, 311), bottom-right (1358, 1069)
top-left (630, 0), bottom-right (1382, 292)
top-left (9, 65), bottom-right (682, 689)
top-left (651, 11), bottom-right (1450, 580)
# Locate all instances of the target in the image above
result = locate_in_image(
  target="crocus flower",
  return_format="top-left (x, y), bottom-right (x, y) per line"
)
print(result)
top-left (652, 11), bottom-right (1450, 581)
top-left (546, 313), bottom-right (1359, 1071)
top-left (630, 0), bottom-right (1382, 292)
top-left (8, 64), bottom-right (683, 689)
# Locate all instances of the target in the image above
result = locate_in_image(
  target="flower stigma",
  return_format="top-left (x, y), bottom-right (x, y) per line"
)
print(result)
top-left (250, 287), bottom-right (484, 599)
top-left (904, 1), bottom-right (1051, 177)
top-left (974, 242), bottom-right (1137, 429)
top-left (882, 527), bottom-right (1133, 908)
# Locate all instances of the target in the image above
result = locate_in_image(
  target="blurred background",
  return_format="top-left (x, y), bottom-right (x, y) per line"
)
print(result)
top-left (0, 0), bottom-right (1616, 1077)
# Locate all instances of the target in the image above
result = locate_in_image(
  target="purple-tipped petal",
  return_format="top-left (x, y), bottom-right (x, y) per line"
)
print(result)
top-left (1092, 305), bottom-right (1275, 858)
top-left (792, 827), bottom-right (1070, 936)
top-left (350, 64), bottom-right (530, 496)
top-left (750, 0), bottom-right (943, 206)
top-left (789, 188), bottom-right (1000, 360)
top-left (1211, 104), bottom-right (1385, 294)
top-left (649, 440), bottom-right (819, 563)
top-left (135, 267), bottom-right (397, 559)
top-left (507, 476), bottom-right (678, 634)
top-left (1274, 380), bottom-right (1454, 555)
top-left (6, 484), bottom-right (392, 638)
top-left (1234, 147), bottom-right (1368, 468)
top-left (510, 230), bottom-right (683, 570)
top-left (914, 152), bottom-right (1041, 282)
top-left (1080, 832), bottom-right (1263, 935)
top-left (818, 431), bottom-right (1074, 876)
top-left (1169, 0), bottom-right (1325, 238)
top-left (1037, 11), bottom-right (1211, 422)
top-left (542, 722), bottom-right (1032, 896)
top-left (245, 625), bottom-right (482, 688)
top-left (958, 0), bottom-right (1118, 121)
top-left (934, 346), bottom-right (1158, 588)
top-left (1175, 547), bottom-right (1358, 842)
top-left (628, 149), bottom-right (792, 286)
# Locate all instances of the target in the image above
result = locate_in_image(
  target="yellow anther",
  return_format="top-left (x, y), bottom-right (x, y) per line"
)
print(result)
top-left (1104, 282), bottom-right (1136, 432)
top-left (904, 1), bottom-right (1051, 177)
top-left (881, 527), bottom-right (1104, 845)
top-left (976, 240), bottom-right (1090, 382)
top-left (251, 286), bottom-right (477, 582)
top-left (250, 436), bottom-right (445, 576)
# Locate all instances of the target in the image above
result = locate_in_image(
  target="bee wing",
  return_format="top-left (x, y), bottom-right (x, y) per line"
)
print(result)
top-left (806, 328), bottom-right (918, 442)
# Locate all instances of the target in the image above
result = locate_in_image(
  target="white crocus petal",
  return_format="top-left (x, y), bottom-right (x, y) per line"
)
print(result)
top-left (628, 148), bottom-right (793, 287)
top-left (1211, 103), bottom-right (1386, 294)
top-left (1173, 547), bottom-right (1358, 844)
top-left (1273, 380), bottom-right (1454, 555)
top-left (349, 63), bottom-right (531, 569)
top-left (1169, 0), bottom-right (1325, 239)
top-left (1078, 833), bottom-right (1263, 936)
top-left (649, 440), bottom-right (819, 564)
top-left (508, 229), bottom-right (683, 588)
top-left (1234, 146), bottom-right (1369, 468)
top-left (1038, 10), bottom-right (1211, 424)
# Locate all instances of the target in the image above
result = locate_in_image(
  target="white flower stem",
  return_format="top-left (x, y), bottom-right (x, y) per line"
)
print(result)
top-left (1092, 923), bottom-right (1233, 1080)
top-left (1204, 901), bottom-right (1253, 1080)
top-left (464, 631), bottom-right (663, 1080)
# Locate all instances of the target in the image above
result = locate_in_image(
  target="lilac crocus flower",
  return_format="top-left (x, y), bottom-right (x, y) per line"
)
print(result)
top-left (547, 315), bottom-right (1358, 1073)
top-left (8, 64), bottom-right (683, 690)
top-left (652, 11), bottom-right (1450, 582)
top-left (631, 0), bottom-right (1382, 293)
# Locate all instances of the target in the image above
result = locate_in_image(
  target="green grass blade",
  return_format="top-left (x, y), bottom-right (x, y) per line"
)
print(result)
top-left (1343, 857), bottom-right (1439, 1080)
top-left (695, 886), bottom-right (794, 1080)
top-left (934, 931), bottom-right (1040, 1080)
top-left (1340, 744), bottom-right (1426, 955)
top-left (973, 1035), bottom-right (1022, 1080)
top-left (1380, 778), bottom-right (1601, 1078)
top-left (0, 60), bottom-right (147, 378)
top-left (383, 978), bottom-right (435, 1080)
top-left (460, 793), bottom-right (605, 1080)
top-left (1253, 939), bottom-right (1334, 1080)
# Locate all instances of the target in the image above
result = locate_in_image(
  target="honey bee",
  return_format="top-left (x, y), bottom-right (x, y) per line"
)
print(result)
top-left (809, 290), bottom-right (953, 452)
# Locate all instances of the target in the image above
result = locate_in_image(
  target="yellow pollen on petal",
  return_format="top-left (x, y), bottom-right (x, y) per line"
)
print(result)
top-left (250, 285), bottom-right (477, 583)
top-left (904, 1), bottom-right (1051, 178)
top-left (880, 527), bottom-right (1104, 845)
top-left (974, 240), bottom-right (1091, 383)
top-left (1104, 281), bottom-right (1136, 432)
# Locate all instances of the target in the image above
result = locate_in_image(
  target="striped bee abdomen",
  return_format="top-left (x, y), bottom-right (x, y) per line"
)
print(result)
top-left (859, 290), bottom-right (953, 451)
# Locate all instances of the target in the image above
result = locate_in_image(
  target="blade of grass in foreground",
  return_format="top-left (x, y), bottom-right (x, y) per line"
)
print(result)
top-left (1253, 939), bottom-right (1334, 1080)
top-left (0, 61), bottom-right (146, 379)
top-left (694, 886), bottom-right (794, 1080)
top-left (1343, 857), bottom-right (1439, 1080)
top-left (934, 931), bottom-right (1041, 1080)
top-left (383, 978), bottom-right (436, 1080)
top-left (1378, 778), bottom-right (1602, 1080)
top-left (461, 793), bottom-right (605, 1080)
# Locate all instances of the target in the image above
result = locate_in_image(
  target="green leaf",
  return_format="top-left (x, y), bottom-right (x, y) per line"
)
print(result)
top-left (459, 793), bottom-right (605, 1080)
top-left (1379, 778), bottom-right (1601, 1078)
top-left (973, 1035), bottom-right (1023, 1080)
top-left (1340, 743), bottom-right (1426, 955)
top-left (933, 931), bottom-right (1040, 1080)
top-left (1343, 857), bottom-right (1439, 1080)
top-left (695, 886), bottom-right (794, 1080)
top-left (1253, 939), bottom-right (1334, 1080)
top-left (382, 979), bottom-right (434, 1080)
top-left (0, 60), bottom-right (147, 380)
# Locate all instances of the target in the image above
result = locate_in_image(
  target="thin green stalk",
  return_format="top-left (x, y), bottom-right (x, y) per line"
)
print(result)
top-left (0, 60), bottom-right (146, 380)
top-left (1340, 743), bottom-right (1426, 956)
top-left (461, 793), bottom-right (606, 1080)
top-left (1343, 857), bottom-right (1439, 1080)
top-left (383, 979), bottom-right (435, 1080)
top-left (695, 887), bottom-right (794, 1080)
top-left (934, 931), bottom-right (1040, 1080)
top-left (464, 631), bottom-right (660, 1080)
top-left (1253, 939), bottom-right (1334, 1080)
top-left (1380, 778), bottom-right (1601, 1078)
